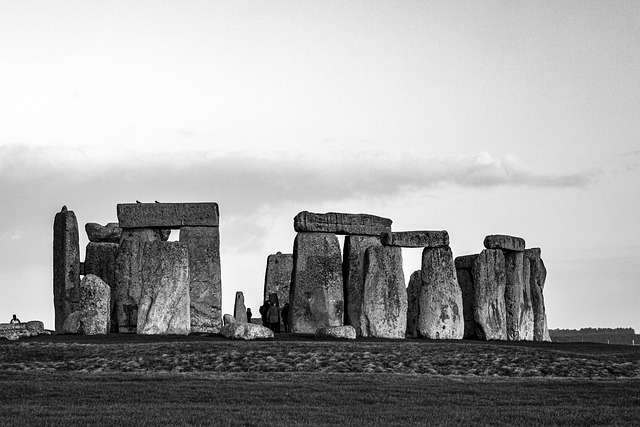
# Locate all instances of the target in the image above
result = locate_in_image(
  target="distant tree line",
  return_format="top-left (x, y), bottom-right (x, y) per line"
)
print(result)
top-left (549, 328), bottom-right (639, 345)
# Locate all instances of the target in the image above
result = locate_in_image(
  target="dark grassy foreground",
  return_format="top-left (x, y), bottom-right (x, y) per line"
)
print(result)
top-left (1, 335), bottom-right (639, 426)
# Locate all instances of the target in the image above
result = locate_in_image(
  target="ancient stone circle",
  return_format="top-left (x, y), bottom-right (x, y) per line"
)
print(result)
top-left (51, 203), bottom-right (550, 341)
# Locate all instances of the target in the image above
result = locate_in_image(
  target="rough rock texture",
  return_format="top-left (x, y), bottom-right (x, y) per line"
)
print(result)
top-left (484, 235), bottom-right (525, 252)
top-left (115, 239), bottom-right (147, 333)
top-left (381, 231), bottom-right (449, 248)
top-left (519, 257), bottom-right (535, 341)
top-left (418, 247), bottom-right (464, 339)
top-left (471, 249), bottom-right (507, 340)
top-left (180, 226), bottom-right (222, 333)
top-left (263, 252), bottom-right (293, 308)
top-left (53, 206), bottom-right (81, 332)
top-left (0, 321), bottom-right (45, 340)
top-left (525, 248), bottom-right (550, 341)
top-left (117, 202), bottom-right (219, 228)
top-left (455, 254), bottom-right (479, 340)
top-left (223, 314), bottom-right (235, 325)
top-left (84, 242), bottom-right (119, 332)
top-left (290, 233), bottom-right (344, 333)
top-left (120, 228), bottom-right (170, 243)
top-left (293, 211), bottom-right (392, 236)
top-left (220, 322), bottom-right (274, 340)
top-left (360, 246), bottom-right (407, 339)
top-left (85, 222), bottom-right (122, 243)
top-left (315, 325), bottom-right (356, 340)
top-left (405, 270), bottom-right (422, 338)
top-left (25, 321), bottom-right (45, 335)
top-left (343, 235), bottom-right (382, 336)
top-left (234, 292), bottom-right (247, 323)
top-left (504, 251), bottom-right (524, 341)
top-left (136, 242), bottom-right (191, 335)
top-left (62, 274), bottom-right (111, 335)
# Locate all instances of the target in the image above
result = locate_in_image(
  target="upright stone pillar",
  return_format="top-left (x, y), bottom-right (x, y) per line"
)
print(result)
top-left (84, 242), bottom-right (119, 332)
top-left (360, 246), bottom-right (407, 338)
top-left (343, 235), bottom-right (382, 336)
top-left (471, 249), bottom-right (507, 340)
top-left (234, 291), bottom-right (248, 323)
top-left (290, 232), bottom-right (344, 333)
top-left (454, 254), bottom-right (479, 340)
top-left (405, 271), bottom-right (422, 338)
top-left (525, 248), bottom-right (550, 341)
top-left (263, 252), bottom-right (293, 308)
top-left (418, 246), bottom-right (464, 339)
top-left (180, 226), bottom-right (223, 333)
top-left (53, 206), bottom-right (81, 332)
top-left (519, 257), bottom-right (535, 340)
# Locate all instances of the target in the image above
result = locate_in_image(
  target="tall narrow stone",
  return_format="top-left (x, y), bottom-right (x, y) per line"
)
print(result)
top-left (290, 233), bottom-right (344, 333)
top-left (53, 206), bottom-right (81, 332)
top-left (418, 246), bottom-right (464, 339)
top-left (504, 251), bottom-right (524, 341)
top-left (234, 292), bottom-right (247, 323)
top-left (525, 248), bottom-right (550, 341)
top-left (263, 252), bottom-right (293, 307)
top-left (360, 246), bottom-right (407, 339)
top-left (180, 226), bottom-right (222, 333)
top-left (455, 254), bottom-right (479, 340)
top-left (137, 241), bottom-right (190, 335)
top-left (406, 271), bottom-right (422, 338)
top-left (471, 249), bottom-right (507, 340)
top-left (519, 257), bottom-right (534, 341)
top-left (343, 235), bottom-right (382, 336)
top-left (84, 242), bottom-right (119, 332)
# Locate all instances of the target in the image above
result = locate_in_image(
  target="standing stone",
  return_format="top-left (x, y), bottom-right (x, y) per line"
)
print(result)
top-left (293, 211), bottom-right (392, 235)
top-left (343, 235), bottom-right (382, 336)
top-left (504, 251), bottom-right (524, 341)
top-left (136, 242), bottom-right (190, 335)
top-left (525, 248), bottom-right (550, 341)
top-left (263, 252), bottom-right (293, 308)
top-left (360, 246), bottom-right (407, 338)
top-left (223, 314), bottom-right (235, 325)
top-left (455, 254), bottom-right (479, 340)
top-left (234, 292), bottom-right (247, 323)
top-left (406, 271), bottom-right (422, 338)
top-left (62, 274), bottom-right (110, 335)
top-left (85, 222), bottom-right (122, 243)
top-left (418, 247), bottom-right (464, 339)
top-left (381, 230), bottom-right (449, 248)
top-left (471, 249), bottom-right (507, 340)
top-left (519, 257), bottom-right (535, 341)
top-left (290, 233), bottom-right (344, 333)
top-left (53, 206), bottom-right (81, 332)
top-left (84, 242), bottom-right (119, 332)
top-left (180, 226), bottom-right (222, 333)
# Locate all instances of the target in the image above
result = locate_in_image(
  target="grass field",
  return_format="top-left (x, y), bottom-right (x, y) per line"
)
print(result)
top-left (1, 334), bottom-right (639, 426)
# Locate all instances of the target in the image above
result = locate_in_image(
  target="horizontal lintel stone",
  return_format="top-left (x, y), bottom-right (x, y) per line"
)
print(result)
top-left (381, 230), bottom-right (449, 248)
top-left (293, 211), bottom-right (392, 235)
top-left (117, 202), bottom-right (219, 229)
top-left (483, 234), bottom-right (525, 252)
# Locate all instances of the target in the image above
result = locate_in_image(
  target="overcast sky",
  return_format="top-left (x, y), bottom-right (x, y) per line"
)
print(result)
top-left (1, 1), bottom-right (638, 332)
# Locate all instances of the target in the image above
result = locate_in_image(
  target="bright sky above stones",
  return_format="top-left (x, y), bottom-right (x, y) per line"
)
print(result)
top-left (1, 1), bottom-right (639, 332)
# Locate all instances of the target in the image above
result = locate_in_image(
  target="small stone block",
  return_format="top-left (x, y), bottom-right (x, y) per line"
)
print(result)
top-left (381, 230), bottom-right (449, 248)
top-left (293, 211), bottom-right (392, 236)
top-left (484, 235), bottom-right (525, 252)
top-left (117, 202), bottom-right (219, 228)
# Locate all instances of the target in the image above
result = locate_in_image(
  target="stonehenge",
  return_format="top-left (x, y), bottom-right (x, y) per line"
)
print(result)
top-left (52, 204), bottom-right (550, 342)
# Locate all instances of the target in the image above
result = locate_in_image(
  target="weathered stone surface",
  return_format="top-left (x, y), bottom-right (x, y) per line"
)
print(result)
top-left (418, 247), bottom-right (464, 339)
top-left (343, 235), bottom-right (382, 336)
top-left (25, 321), bottom-right (45, 335)
top-left (263, 252), bottom-right (293, 310)
top-left (504, 251), bottom-right (524, 341)
top-left (223, 314), bottom-right (235, 325)
top-left (117, 202), bottom-right (219, 228)
top-left (234, 292), bottom-right (247, 323)
top-left (220, 322), bottom-right (274, 340)
top-left (290, 233), bottom-right (344, 333)
top-left (0, 322), bottom-right (44, 340)
top-left (484, 235), bottom-right (525, 252)
top-left (381, 231), bottom-right (449, 248)
top-left (360, 246), bottom-right (407, 339)
top-left (406, 270), bottom-right (422, 338)
top-left (137, 242), bottom-right (191, 335)
top-left (62, 275), bottom-right (111, 335)
top-left (53, 206), bottom-right (81, 332)
top-left (471, 249), bottom-right (507, 340)
top-left (455, 254), bottom-right (479, 340)
top-left (120, 228), bottom-right (170, 243)
top-left (293, 211), bottom-right (392, 236)
top-left (519, 257), bottom-right (535, 341)
top-left (85, 222), bottom-right (121, 243)
top-left (315, 325), bottom-right (356, 339)
top-left (84, 242), bottom-right (119, 332)
top-left (179, 226), bottom-right (222, 333)
top-left (115, 239), bottom-right (146, 333)
top-left (525, 248), bottom-right (550, 341)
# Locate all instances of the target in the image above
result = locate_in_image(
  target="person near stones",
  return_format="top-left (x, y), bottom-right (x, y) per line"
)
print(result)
top-left (246, 307), bottom-right (252, 324)
top-left (9, 314), bottom-right (20, 324)
top-left (259, 300), bottom-right (270, 327)
top-left (268, 302), bottom-right (281, 333)
top-left (281, 303), bottom-right (290, 333)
